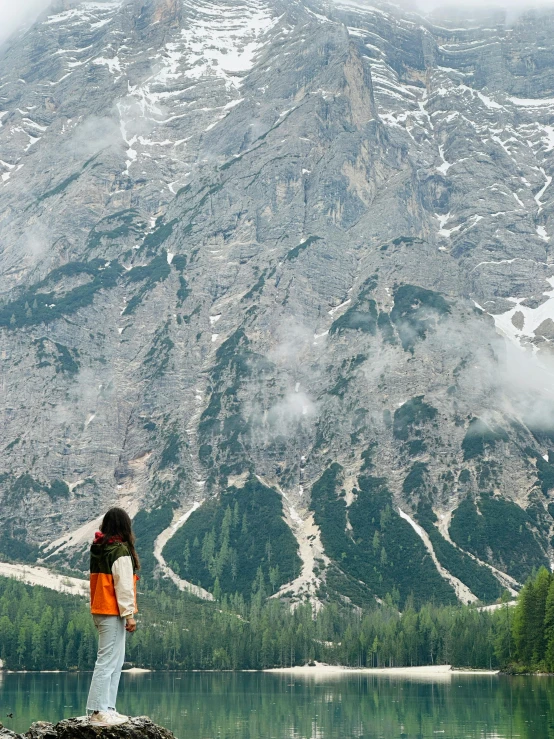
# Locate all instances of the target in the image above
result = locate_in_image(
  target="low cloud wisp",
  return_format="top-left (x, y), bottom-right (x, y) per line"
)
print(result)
top-left (0, 0), bottom-right (52, 46)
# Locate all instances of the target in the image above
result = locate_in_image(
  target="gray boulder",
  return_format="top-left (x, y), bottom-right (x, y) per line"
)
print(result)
top-left (1, 718), bottom-right (174, 739)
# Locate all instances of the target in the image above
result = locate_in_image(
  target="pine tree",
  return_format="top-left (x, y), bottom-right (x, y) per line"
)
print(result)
top-left (372, 531), bottom-right (380, 552)
top-left (544, 579), bottom-right (554, 671)
top-left (493, 601), bottom-right (513, 667)
top-left (513, 579), bottom-right (534, 665)
top-left (530, 567), bottom-right (551, 667)
top-left (230, 548), bottom-right (238, 581)
top-left (221, 505), bottom-right (232, 541)
top-left (183, 540), bottom-right (190, 571)
top-left (513, 568), bottom-right (552, 669)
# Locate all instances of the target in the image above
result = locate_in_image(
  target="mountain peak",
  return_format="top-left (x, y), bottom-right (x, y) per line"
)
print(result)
top-left (1, 0), bottom-right (554, 607)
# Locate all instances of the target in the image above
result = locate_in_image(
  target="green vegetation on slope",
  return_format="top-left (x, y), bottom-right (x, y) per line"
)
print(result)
top-left (330, 276), bottom-right (378, 336)
top-left (34, 338), bottom-right (80, 375)
top-left (310, 465), bottom-right (457, 607)
top-left (377, 311), bottom-right (397, 344)
top-left (523, 446), bottom-right (554, 495)
top-left (390, 284), bottom-right (450, 351)
top-left (462, 418), bottom-right (509, 460)
top-left (198, 329), bottom-right (273, 484)
top-left (400, 464), bottom-right (502, 601)
top-left (0, 243), bottom-right (184, 331)
top-left (162, 478), bottom-right (301, 599)
top-left (87, 209), bottom-right (146, 251)
top-left (329, 300), bottom-right (377, 335)
top-left (416, 502), bottom-right (503, 602)
top-left (393, 396), bottom-right (438, 441)
top-left (141, 219), bottom-right (178, 256)
top-left (0, 260), bottom-right (124, 329)
top-left (123, 253), bottom-right (171, 314)
top-left (449, 496), bottom-right (548, 582)
top-left (1, 474), bottom-right (69, 508)
top-left (0, 527), bottom-right (39, 564)
top-left (285, 236), bottom-right (322, 261)
top-left (536, 456), bottom-right (554, 494)
top-left (143, 322), bottom-right (175, 379)
top-left (132, 503), bottom-right (174, 582)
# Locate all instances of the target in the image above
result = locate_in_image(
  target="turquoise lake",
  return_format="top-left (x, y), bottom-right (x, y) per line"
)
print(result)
top-left (1, 671), bottom-right (552, 738)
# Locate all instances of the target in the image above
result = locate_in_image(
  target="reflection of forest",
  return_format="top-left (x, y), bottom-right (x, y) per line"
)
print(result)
top-left (2, 672), bottom-right (553, 738)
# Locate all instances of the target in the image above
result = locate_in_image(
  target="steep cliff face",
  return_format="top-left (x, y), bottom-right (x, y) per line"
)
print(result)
top-left (2, 0), bottom-right (554, 607)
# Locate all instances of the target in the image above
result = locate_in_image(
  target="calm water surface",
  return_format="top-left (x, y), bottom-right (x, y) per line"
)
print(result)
top-left (1, 671), bottom-right (552, 738)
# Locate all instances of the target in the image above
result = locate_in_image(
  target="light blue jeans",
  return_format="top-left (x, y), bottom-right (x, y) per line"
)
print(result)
top-left (86, 615), bottom-right (127, 713)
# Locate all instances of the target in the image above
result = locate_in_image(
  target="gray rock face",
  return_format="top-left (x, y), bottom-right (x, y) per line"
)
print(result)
top-left (2, 0), bottom-right (554, 603)
top-left (0, 718), bottom-right (173, 739)
top-left (1, 724), bottom-right (20, 739)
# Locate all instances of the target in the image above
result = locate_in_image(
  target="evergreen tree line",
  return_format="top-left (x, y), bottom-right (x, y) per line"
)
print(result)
top-left (508, 567), bottom-right (554, 672)
top-left (0, 576), bottom-right (519, 672)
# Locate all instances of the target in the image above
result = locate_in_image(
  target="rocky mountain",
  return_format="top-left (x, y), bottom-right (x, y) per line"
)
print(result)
top-left (2, 0), bottom-right (554, 608)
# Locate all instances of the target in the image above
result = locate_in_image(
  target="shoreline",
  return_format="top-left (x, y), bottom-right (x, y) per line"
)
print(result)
top-left (2, 664), bottom-right (498, 676)
top-left (263, 664), bottom-right (499, 677)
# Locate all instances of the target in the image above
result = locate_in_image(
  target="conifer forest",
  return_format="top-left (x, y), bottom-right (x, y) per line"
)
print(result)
top-left (1, 572), bottom-right (549, 673)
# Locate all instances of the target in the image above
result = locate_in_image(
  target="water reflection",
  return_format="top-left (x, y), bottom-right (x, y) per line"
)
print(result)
top-left (0, 671), bottom-right (549, 738)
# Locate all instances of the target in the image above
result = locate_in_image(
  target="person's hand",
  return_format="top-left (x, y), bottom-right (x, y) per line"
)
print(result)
top-left (125, 617), bottom-right (137, 633)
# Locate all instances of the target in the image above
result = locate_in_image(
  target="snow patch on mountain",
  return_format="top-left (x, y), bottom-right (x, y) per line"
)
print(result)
top-left (177, 0), bottom-right (278, 89)
top-left (491, 276), bottom-right (554, 349)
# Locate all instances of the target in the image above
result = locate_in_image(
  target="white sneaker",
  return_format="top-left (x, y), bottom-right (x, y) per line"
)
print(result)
top-left (109, 710), bottom-right (129, 722)
top-left (89, 711), bottom-right (128, 727)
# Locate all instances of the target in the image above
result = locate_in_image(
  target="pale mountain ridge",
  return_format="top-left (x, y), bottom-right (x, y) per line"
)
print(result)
top-left (1, 0), bottom-right (554, 606)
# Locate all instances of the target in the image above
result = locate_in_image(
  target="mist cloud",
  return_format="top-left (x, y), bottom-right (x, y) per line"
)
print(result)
top-left (417, 0), bottom-right (554, 27)
top-left (0, 0), bottom-right (52, 46)
top-left (336, 0), bottom-right (554, 17)
top-left (22, 226), bottom-right (49, 259)
top-left (424, 310), bottom-right (554, 435)
top-left (67, 116), bottom-right (123, 159)
top-left (417, 0), bottom-right (554, 11)
top-left (267, 391), bottom-right (317, 427)
top-left (268, 321), bottom-right (315, 369)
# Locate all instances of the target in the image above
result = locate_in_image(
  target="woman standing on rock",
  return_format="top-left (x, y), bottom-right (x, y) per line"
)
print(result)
top-left (86, 507), bottom-right (140, 727)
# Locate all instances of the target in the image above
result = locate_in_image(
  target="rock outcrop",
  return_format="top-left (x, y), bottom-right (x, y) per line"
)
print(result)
top-left (1, 0), bottom-right (554, 606)
top-left (0, 718), bottom-right (174, 739)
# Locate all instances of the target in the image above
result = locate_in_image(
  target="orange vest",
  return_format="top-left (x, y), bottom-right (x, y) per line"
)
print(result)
top-left (89, 541), bottom-right (138, 616)
top-left (89, 571), bottom-right (139, 615)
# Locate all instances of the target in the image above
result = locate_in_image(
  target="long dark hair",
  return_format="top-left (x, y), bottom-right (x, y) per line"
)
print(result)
top-left (100, 507), bottom-right (140, 570)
